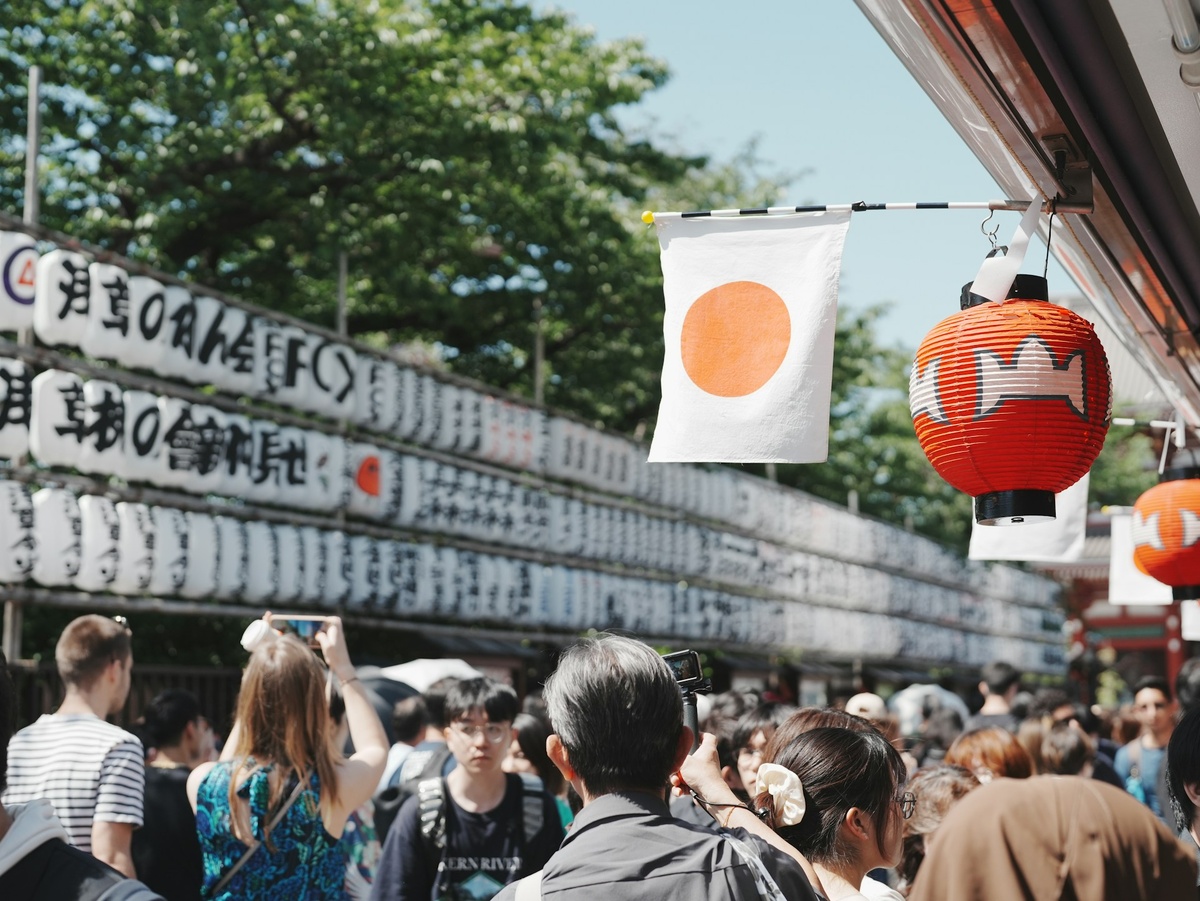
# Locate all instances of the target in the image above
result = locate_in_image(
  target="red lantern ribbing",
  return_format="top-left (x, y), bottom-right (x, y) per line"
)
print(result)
top-left (1132, 470), bottom-right (1200, 600)
top-left (910, 275), bottom-right (1112, 524)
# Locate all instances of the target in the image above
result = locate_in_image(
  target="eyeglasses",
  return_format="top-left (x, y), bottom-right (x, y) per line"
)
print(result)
top-left (450, 721), bottom-right (510, 744)
top-left (1135, 702), bottom-right (1168, 711)
top-left (738, 747), bottom-right (766, 762)
top-left (896, 791), bottom-right (916, 819)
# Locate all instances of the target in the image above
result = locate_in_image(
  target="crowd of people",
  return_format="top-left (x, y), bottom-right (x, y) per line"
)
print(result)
top-left (1, 615), bottom-right (1199, 899)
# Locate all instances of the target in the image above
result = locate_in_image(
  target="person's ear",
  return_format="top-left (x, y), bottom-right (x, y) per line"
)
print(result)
top-left (547, 734), bottom-right (576, 784)
top-left (843, 806), bottom-right (872, 842)
top-left (721, 764), bottom-right (745, 792)
top-left (672, 727), bottom-right (693, 771)
top-left (1184, 781), bottom-right (1200, 808)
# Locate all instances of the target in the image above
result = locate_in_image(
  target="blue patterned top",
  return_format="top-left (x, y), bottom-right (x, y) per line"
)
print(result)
top-left (196, 760), bottom-right (347, 900)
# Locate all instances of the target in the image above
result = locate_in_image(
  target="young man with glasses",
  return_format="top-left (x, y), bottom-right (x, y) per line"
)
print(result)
top-left (372, 677), bottom-right (562, 901)
top-left (1, 615), bottom-right (144, 879)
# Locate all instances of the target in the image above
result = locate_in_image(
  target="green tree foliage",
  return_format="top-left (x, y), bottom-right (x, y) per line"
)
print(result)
top-left (0, 0), bottom-right (701, 429)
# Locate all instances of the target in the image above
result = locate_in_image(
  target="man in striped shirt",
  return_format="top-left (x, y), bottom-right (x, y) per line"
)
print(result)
top-left (1, 615), bottom-right (145, 877)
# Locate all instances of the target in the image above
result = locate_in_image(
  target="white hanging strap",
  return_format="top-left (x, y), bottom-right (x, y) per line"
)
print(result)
top-left (968, 196), bottom-right (1044, 303)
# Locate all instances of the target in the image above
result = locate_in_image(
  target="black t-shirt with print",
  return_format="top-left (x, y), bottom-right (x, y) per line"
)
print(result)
top-left (371, 773), bottom-right (562, 901)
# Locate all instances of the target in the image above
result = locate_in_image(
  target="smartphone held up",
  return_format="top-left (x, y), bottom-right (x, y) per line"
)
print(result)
top-left (240, 613), bottom-right (329, 652)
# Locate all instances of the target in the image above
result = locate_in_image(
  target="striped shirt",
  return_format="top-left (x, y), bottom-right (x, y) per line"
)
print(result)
top-left (1, 713), bottom-right (145, 851)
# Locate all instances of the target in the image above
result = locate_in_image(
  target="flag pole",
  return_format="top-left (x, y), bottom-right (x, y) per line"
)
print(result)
top-left (641, 198), bottom-right (1089, 223)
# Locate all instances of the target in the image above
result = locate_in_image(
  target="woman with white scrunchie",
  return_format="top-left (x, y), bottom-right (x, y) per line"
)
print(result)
top-left (754, 726), bottom-right (912, 901)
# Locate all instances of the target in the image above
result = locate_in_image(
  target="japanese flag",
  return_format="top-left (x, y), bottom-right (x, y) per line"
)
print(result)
top-left (649, 211), bottom-right (851, 462)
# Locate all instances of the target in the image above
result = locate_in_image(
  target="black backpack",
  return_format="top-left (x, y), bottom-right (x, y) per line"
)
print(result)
top-left (417, 772), bottom-right (546, 854)
top-left (0, 837), bottom-right (163, 901)
top-left (373, 744), bottom-right (454, 841)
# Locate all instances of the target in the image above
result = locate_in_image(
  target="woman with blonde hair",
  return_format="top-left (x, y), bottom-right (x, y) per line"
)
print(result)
top-left (187, 616), bottom-right (387, 899)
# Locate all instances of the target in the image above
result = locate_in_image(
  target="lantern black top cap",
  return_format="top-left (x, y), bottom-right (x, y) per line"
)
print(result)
top-left (960, 274), bottom-right (1049, 309)
top-left (1162, 465), bottom-right (1200, 483)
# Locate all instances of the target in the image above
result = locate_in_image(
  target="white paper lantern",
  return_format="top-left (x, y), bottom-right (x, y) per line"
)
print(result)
top-left (376, 541), bottom-right (400, 611)
top-left (303, 429), bottom-right (349, 512)
top-left (33, 249), bottom-right (90, 348)
top-left (0, 481), bottom-right (35, 583)
top-left (457, 389), bottom-right (484, 456)
top-left (323, 530), bottom-right (351, 606)
top-left (202, 303), bottom-right (256, 397)
top-left (432, 385), bottom-right (460, 452)
top-left (308, 336), bottom-right (357, 420)
top-left (412, 544), bottom-right (439, 615)
top-left (245, 419), bottom-right (282, 504)
top-left (82, 263), bottom-right (132, 362)
top-left (214, 516), bottom-right (248, 599)
top-left (0, 358), bottom-right (31, 459)
top-left (220, 413), bottom-right (256, 501)
top-left (179, 512), bottom-right (218, 600)
top-left (348, 535), bottom-right (381, 609)
top-left (185, 404), bottom-right (229, 497)
top-left (29, 369), bottom-right (84, 469)
top-left (0, 231), bottom-right (37, 332)
top-left (429, 546), bottom-right (457, 616)
top-left (451, 550), bottom-right (480, 619)
top-left (243, 521), bottom-right (278, 603)
top-left (391, 542), bottom-right (420, 614)
top-left (272, 325), bottom-right (311, 409)
top-left (298, 526), bottom-right (328, 604)
top-left (149, 506), bottom-right (188, 596)
top-left (347, 443), bottom-right (390, 520)
top-left (353, 357), bottom-right (398, 431)
top-left (190, 296), bottom-right (231, 388)
top-left (273, 524), bottom-right (303, 603)
top-left (125, 276), bottom-right (169, 371)
top-left (117, 390), bottom-right (162, 483)
top-left (391, 366), bottom-right (418, 440)
top-left (252, 316), bottom-right (286, 400)
top-left (111, 502), bottom-right (154, 595)
top-left (77, 380), bottom-right (126, 477)
top-left (413, 375), bottom-right (442, 447)
top-left (157, 397), bottom-right (197, 489)
top-left (75, 495), bottom-right (120, 593)
top-left (160, 286), bottom-right (201, 381)
top-left (275, 426), bottom-right (309, 509)
top-left (31, 487), bottom-right (81, 587)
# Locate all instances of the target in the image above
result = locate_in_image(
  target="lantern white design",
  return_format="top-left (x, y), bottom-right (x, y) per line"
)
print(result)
top-left (304, 430), bottom-right (349, 512)
top-left (272, 325), bottom-right (311, 409)
top-left (348, 535), bottom-right (381, 608)
top-left (112, 502), bottom-right (154, 595)
top-left (246, 419), bottom-right (282, 504)
top-left (77, 380), bottom-right (125, 477)
top-left (32, 487), bottom-right (81, 587)
top-left (82, 263), bottom-right (132, 361)
top-left (200, 303), bottom-right (256, 397)
top-left (451, 550), bottom-right (479, 618)
top-left (187, 404), bottom-right (228, 497)
top-left (214, 516), bottom-right (248, 599)
top-left (118, 390), bottom-right (163, 483)
top-left (413, 374), bottom-right (442, 447)
top-left (221, 413), bottom-right (256, 501)
top-left (252, 316), bottom-right (286, 400)
top-left (75, 495), bottom-right (120, 593)
top-left (323, 530), bottom-right (351, 606)
top-left (179, 512), bottom-right (219, 599)
top-left (376, 541), bottom-right (400, 611)
top-left (298, 526), bottom-right (328, 604)
top-left (457, 389), bottom-right (484, 456)
top-left (33, 249), bottom-right (90, 348)
top-left (389, 542), bottom-right (419, 613)
top-left (433, 385), bottom-right (461, 452)
top-left (0, 481), bottom-right (35, 583)
top-left (161, 286), bottom-right (201, 381)
top-left (0, 231), bottom-right (37, 331)
top-left (149, 506), bottom-right (188, 597)
top-left (125, 276), bottom-right (169, 371)
top-left (307, 336), bottom-right (357, 420)
top-left (29, 369), bottom-right (85, 469)
top-left (157, 397), bottom-right (196, 489)
top-left (273, 524), bottom-right (303, 603)
top-left (275, 427), bottom-right (309, 509)
top-left (353, 358), bottom-right (398, 431)
top-left (191, 296), bottom-right (231, 388)
top-left (0, 358), bottom-right (32, 459)
top-left (243, 521), bottom-right (278, 603)
top-left (391, 366), bottom-right (418, 440)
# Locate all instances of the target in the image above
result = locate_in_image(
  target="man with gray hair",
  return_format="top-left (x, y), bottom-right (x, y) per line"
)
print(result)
top-left (496, 634), bottom-right (820, 900)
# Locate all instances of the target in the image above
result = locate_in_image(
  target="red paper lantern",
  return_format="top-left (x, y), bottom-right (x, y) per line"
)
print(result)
top-left (910, 275), bottom-right (1111, 524)
top-left (1132, 471), bottom-right (1200, 599)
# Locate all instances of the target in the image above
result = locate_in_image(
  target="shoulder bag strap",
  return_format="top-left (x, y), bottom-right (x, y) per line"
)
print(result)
top-left (211, 771), bottom-right (311, 897)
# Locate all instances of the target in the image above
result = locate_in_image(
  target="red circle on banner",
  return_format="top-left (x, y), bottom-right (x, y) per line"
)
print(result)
top-left (681, 281), bottom-right (791, 397)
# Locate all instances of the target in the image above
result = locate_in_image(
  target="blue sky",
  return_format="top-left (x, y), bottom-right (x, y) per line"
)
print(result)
top-left (541, 0), bottom-right (1071, 351)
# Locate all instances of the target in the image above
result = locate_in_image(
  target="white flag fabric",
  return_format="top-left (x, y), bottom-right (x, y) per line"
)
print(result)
top-left (1182, 601), bottom-right (1200, 641)
top-left (1109, 512), bottom-right (1173, 605)
top-left (969, 474), bottom-right (1089, 561)
top-left (649, 212), bottom-right (851, 463)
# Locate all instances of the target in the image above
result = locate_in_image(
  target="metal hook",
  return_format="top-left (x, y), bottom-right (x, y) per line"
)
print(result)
top-left (980, 210), bottom-right (1001, 251)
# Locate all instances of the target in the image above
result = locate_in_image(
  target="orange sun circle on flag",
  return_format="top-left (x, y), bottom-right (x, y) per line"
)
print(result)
top-left (680, 280), bottom-right (791, 397)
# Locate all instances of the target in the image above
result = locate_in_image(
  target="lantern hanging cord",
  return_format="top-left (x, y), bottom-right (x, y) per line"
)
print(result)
top-left (641, 198), bottom-right (1092, 223)
top-left (1043, 203), bottom-right (1057, 279)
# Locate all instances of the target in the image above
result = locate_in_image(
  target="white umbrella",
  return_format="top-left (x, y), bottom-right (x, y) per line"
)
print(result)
top-left (380, 658), bottom-right (483, 693)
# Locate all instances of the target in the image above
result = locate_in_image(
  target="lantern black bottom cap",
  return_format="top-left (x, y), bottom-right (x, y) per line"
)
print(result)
top-left (975, 490), bottom-right (1056, 525)
top-left (1174, 586), bottom-right (1200, 601)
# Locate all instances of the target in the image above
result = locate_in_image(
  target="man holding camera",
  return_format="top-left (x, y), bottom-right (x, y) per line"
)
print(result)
top-left (496, 634), bottom-right (821, 901)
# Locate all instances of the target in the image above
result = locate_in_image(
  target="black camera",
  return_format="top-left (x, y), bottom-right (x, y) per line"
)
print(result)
top-left (663, 649), bottom-right (704, 689)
